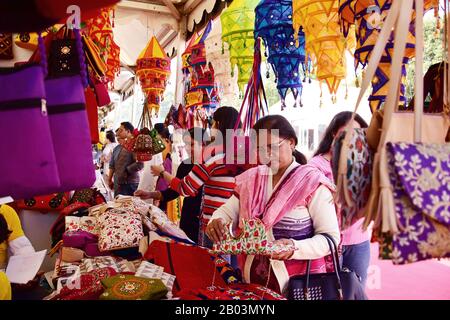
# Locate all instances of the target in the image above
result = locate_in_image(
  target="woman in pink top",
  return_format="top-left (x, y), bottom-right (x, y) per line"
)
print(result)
top-left (309, 111), bottom-right (371, 288)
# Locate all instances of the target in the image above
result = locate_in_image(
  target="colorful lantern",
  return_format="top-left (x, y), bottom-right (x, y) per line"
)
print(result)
top-left (183, 21), bottom-right (220, 129)
top-left (338, 0), bottom-right (429, 111)
top-left (86, 7), bottom-right (120, 85)
top-left (205, 20), bottom-right (239, 106)
top-left (221, 0), bottom-right (260, 92)
top-left (136, 37), bottom-right (171, 116)
top-left (255, 0), bottom-right (308, 109)
top-left (293, 0), bottom-right (347, 99)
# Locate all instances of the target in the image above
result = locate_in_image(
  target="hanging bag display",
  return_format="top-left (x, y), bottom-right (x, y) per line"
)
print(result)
top-left (0, 62), bottom-right (61, 199)
top-left (376, 0), bottom-right (450, 264)
top-left (287, 234), bottom-right (367, 300)
top-left (45, 28), bottom-right (96, 192)
top-left (334, 0), bottom-right (401, 231)
top-left (47, 26), bottom-right (80, 77)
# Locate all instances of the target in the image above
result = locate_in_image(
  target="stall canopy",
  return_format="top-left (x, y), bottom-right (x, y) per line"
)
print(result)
top-left (112, 0), bottom-right (232, 95)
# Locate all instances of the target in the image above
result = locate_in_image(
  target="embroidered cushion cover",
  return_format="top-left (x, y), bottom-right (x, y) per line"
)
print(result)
top-left (100, 275), bottom-right (168, 300)
top-left (97, 208), bottom-right (144, 252)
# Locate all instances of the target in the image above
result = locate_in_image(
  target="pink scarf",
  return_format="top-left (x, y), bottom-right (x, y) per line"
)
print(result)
top-left (234, 163), bottom-right (335, 229)
top-left (309, 155), bottom-right (334, 182)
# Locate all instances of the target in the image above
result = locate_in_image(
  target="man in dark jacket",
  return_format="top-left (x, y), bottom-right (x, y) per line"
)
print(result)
top-left (108, 122), bottom-right (143, 197)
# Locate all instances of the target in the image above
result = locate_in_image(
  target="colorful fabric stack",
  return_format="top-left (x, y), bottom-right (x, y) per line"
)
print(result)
top-left (293, 0), bottom-right (347, 99)
top-left (183, 21), bottom-right (219, 129)
top-left (221, 0), bottom-right (260, 92)
top-left (86, 8), bottom-right (120, 86)
top-left (255, 0), bottom-right (307, 109)
top-left (136, 37), bottom-right (171, 116)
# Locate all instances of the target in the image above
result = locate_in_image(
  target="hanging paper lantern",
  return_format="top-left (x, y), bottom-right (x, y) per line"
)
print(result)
top-left (293, 0), bottom-right (347, 99)
top-left (255, 0), bottom-right (308, 109)
top-left (86, 7), bottom-right (120, 85)
top-left (136, 37), bottom-right (171, 116)
top-left (338, 0), bottom-right (427, 111)
top-left (183, 21), bottom-right (220, 129)
top-left (221, 0), bottom-right (260, 92)
top-left (205, 21), bottom-right (239, 106)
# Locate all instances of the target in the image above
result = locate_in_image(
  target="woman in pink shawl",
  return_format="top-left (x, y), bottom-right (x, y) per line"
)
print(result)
top-left (206, 115), bottom-right (340, 296)
top-left (309, 111), bottom-right (371, 289)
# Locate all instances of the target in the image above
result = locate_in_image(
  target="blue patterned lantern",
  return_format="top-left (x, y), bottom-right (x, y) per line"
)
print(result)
top-left (255, 0), bottom-right (307, 109)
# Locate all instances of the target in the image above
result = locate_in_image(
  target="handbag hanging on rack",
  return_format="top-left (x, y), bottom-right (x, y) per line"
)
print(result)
top-left (0, 63), bottom-right (61, 199)
top-left (47, 26), bottom-right (81, 77)
top-left (44, 29), bottom-right (96, 192)
top-left (133, 106), bottom-right (154, 162)
top-left (287, 234), bottom-right (367, 300)
top-left (364, 0), bottom-right (450, 263)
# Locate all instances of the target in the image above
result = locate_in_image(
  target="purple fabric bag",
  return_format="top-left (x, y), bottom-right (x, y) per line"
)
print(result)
top-left (63, 230), bottom-right (98, 249)
top-left (0, 64), bottom-right (61, 199)
top-left (387, 142), bottom-right (450, 265)
top-left (45, 75), bottom-right (95, 192)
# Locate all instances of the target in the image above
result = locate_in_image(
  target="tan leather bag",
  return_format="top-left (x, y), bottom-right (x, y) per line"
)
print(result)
top-left (365, 0), bottom-right (450, 232)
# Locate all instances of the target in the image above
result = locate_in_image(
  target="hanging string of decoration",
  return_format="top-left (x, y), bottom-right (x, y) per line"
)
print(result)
top-left (255, 0), bottom-right (308, 110)
top-left (183, 21), bottom-right (219, 129)
top-left (221, 0), bottom-right (261, 93)
top-left (136, 36), bottom-right (171, 116)
top-left (85, 7), bottom-right (120, 87)
top-left (293, 0), bottom-right (347, 102)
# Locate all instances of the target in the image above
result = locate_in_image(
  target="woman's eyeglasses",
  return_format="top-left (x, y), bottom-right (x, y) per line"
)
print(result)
top-left (256, 138), bottom-right (287, 154)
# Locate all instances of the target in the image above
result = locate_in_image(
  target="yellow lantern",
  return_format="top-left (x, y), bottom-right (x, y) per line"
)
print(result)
top-left (136, 37), bottom-right (171, 116)
top-left (293, 0), bottom-right (347, 98)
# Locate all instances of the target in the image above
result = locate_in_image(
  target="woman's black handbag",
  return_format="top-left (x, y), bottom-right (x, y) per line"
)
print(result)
top-left (287, 233), bottom-right (368, 300)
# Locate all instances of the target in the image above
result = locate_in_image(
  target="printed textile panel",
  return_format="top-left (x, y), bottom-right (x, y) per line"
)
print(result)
top-left (97, 208), bottom-right (144, 252)
top-left (387, 142), bottom-right (450, 264)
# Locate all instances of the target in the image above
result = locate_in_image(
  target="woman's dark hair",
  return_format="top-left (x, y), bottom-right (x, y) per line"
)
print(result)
top-left (213, 106), bottom-right (242, 138)
top-left (106, 130), bottom-right (116, 143)
top-left (253, 115), bottom-right (307, 165)
top-left (154, 123), bottom-right (165, 134)
top-left (185, 127), bottom-right (207, 145)
top-left (159, 127), bottom-right (172, 143)
top-left (0, 211), bottom-right (12, 243)
top-left (314, 111), bottom-right (368, 157)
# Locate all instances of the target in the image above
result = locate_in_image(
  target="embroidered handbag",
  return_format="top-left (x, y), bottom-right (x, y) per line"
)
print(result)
top-left (211, 218), bottom-right (296, 256)
top-left (133, 127), bottom-right (153, 162)
top-left (332, 128), bottom-right (373, 230)
top-left (287, 234), bottom-right (367, 300)
top-left (0, 63), bottom-right (61, 199)
top-left (97, 208), bottom-right (144, 252)
top-left (15, 192), bottom-right (69, 213)
top-left (51, 267), bottom-right (117, 300)
top-left (150, 129), bottom-right (166, 155)
top-left (0, 33), bottom-right (13, 60)
top-left (385, 142), bottom-right (450, 264)
top-left (100, 275), bottom-right (168, 300)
